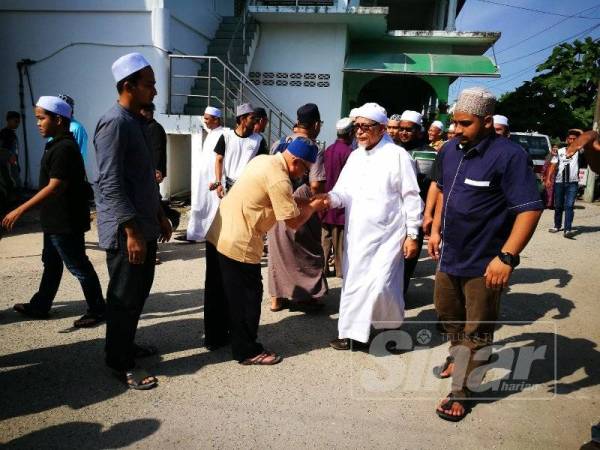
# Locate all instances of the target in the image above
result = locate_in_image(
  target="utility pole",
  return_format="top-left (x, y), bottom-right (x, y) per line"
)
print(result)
top-left (583, 80), bottom-right (599, 202)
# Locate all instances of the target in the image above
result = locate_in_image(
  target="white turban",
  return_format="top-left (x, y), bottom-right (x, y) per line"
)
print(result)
top-left (430, 120), bottom-right (444, 132)
top-left (336, 117), bottom-right (353, 133)
top-left (204, 106), bottom-right (222, 118)
top-left (112, 52), bottom-right (151, 83)
top-left (354, 102), bottom-right (388, 125)
top-left (349, 108), bottom-right (359, 119)
top-left (36, 96), bottom-right (72, 119)
top-left (400, 110), bottom-right (423, 125)
top-left (493, 114), bottom-right (509, 127)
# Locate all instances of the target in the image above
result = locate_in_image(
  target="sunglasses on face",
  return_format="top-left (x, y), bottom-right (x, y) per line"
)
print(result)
top-left (354, 122), bottom-right (379, 132)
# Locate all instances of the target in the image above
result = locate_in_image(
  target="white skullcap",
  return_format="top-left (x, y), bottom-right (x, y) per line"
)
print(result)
top-left (112, 52), bottom-right (151, 83)
top-left (349, 108), bottom-right (359, 119)
top-left (354, 102), bottom-right (388, 125)
top-left (204, 106), bottom-right (222, 118)
top-left (335, 117), bottom-right (353, 133)
top-left (455, 87), bottom-right (496, 116)
top-left (448, 123), bottom-right (455, 132)
top-left (36, 96), bottom-right (72, 119)
top-left (493, 114), bottom-right (509, 127)
top-left (400, 110), bottom-right (423, 125)
top-left (430, 120), bottom-right (444, 132)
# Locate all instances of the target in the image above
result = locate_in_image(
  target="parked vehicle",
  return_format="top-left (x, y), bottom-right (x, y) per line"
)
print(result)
top-left (509, 132), bottom-right (551, 191)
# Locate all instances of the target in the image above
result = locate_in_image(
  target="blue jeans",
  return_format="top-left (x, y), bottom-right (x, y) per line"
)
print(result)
top-left (30, 233), bottom-right (105, 315)
top-left (554, 182), bottom-right (578, 231)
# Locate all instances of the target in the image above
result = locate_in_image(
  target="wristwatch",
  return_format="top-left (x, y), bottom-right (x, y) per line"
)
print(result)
top-left (407, 233), bottom-right (418, 241)
top-left (498, 251), bottom-right (520, 268)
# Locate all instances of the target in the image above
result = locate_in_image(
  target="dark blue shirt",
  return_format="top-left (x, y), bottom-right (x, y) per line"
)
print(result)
top-left (437, 133), bottom-right (543, 277)
top-left (93, 103), bottom-right (160, 250)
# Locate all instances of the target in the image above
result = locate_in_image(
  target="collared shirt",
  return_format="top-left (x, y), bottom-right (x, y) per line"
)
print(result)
top-left (437, 133), bottom-right (543, 277)
top-left (71, 119), bottom-right (88, 163)
top-left (551, 147), bottom-right (579, 183)
top-left (207, 153), bottom-right (300, 264)
top-left (93, 103), bottom-right (160, 250)
top-left (322, 138), bottom-right (353, 225)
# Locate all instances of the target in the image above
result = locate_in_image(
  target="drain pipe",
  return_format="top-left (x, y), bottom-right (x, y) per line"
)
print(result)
top-left (151, 6), bottom-right (172, 199)
top-left (16, 59), bottom-right (35, 189)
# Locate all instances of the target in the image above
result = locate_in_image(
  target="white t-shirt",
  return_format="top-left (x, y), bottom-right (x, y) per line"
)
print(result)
top-left (551, 147), bottom-right (579, 183)
top-left (214, 129), bottom-right (267, 182)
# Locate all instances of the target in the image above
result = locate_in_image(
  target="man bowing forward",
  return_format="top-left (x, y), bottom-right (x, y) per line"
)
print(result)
top-left (319, 102), bottom-right (423, 350)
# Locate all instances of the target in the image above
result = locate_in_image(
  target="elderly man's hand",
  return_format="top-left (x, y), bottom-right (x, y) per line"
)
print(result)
top-left (403, 238), bottom-right (418, 259)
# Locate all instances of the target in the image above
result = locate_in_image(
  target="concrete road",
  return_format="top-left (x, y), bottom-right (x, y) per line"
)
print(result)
top-left (1, 203), bottom-right (599, 449)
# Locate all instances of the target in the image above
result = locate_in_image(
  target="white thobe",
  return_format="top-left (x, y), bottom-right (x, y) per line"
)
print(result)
top-left (329, 134), bottom-right (423, 343)
top-left (187, 126), bottom-right (226, 241)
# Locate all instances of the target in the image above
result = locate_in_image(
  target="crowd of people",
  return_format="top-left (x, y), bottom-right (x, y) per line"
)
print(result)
top-left (2, 51), bottom-right (597, 422)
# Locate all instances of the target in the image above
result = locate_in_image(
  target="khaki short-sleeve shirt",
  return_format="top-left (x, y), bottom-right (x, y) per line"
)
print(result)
top-left (207, 153), bottom-right (300, 264)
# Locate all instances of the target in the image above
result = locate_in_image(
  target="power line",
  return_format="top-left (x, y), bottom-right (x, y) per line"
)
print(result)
top-left (496, 4), bottom-right (600, 55)
top-left (498, 24), bottom-right (600, 65)
top-left (473, 0), bottom-right (600, 19)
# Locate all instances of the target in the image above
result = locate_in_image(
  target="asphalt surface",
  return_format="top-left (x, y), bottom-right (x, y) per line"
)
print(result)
top-left (0, 203), bottom-right (599, 449)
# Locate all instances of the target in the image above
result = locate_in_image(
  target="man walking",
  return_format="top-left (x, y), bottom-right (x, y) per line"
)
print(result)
top-left (428, 87), bottom-right (542, 421)
top-left (318, 103), bottom-right (423, 350)
top-left (187, 106), bottom-right (225, 241)
top-left (321, 117), bottom-right (353, 278)
top-left (3, 96), bottom-right (105, 328)
top-left (94, 52), bottom-right (172, 390)
top-left (204, 137), bottom-right (328, 364)
top-left (547, 129), bottom-right (582, 238)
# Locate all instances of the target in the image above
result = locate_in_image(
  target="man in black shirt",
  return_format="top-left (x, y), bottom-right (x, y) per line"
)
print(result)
top-left (2, 96), bottom-right (105, 327)
top-left (140, 103), bottom-right (180, 236)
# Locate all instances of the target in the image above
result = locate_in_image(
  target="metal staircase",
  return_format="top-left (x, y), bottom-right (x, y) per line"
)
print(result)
top-left (168, 7), bottom-right (294, 147)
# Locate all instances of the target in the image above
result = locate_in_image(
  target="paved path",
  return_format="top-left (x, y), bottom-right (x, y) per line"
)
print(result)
top-left (1, 203), bottom-right (599, 449)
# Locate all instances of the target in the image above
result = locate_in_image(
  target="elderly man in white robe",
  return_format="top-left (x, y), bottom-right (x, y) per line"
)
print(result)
top-left (186, 106), bottom-right (226, 241)
top-left (318, 102), bottom-right (423, 350)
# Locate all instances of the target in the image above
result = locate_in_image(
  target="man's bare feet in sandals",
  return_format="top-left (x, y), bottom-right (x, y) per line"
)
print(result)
top-left (240, 350), bottom-right (282, 365)
top-left (436, 392), bottom-right (470, 422)
top-left (123, 368), bottom-right (158, 390)
top-left (433, 356), bottom-right (454, 379)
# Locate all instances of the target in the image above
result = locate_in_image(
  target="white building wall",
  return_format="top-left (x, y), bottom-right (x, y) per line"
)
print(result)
top-left (249, 23), bottom-right (348, 146)
top-left (0, 0), bottom-right (231, 188)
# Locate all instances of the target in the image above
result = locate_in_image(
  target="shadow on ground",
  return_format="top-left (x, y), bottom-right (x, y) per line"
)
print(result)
top-left (3, 419), bottom-right (160, 449)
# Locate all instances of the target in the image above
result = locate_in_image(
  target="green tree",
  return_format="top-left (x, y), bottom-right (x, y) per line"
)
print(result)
top-left (497, 37), bottom-right (599, 139)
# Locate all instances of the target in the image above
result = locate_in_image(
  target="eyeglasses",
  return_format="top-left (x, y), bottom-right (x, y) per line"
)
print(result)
top-left (354, 122), bottom-right (380, 132)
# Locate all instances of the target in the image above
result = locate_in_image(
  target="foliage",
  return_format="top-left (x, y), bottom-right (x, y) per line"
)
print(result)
top-left (496, 37), bottom-right (599, 140)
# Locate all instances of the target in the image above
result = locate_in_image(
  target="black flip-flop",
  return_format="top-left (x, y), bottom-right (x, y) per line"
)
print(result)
top-left (433, 356), bottom-right (454, 379)
top-left (134, 344), bottom-right (158, 358)
top-left (124, 368), bottom-right (158, 390)
top-left (13, 303), bottom-right (49, 319)
top-left (73, 313), bottom-right (105, 328)
top-left (270, 299), bottom-right (289, 312)
top-left (436, 392), bottom-right (471, 422)
top-left (240, 350), bottom-right (283, 365)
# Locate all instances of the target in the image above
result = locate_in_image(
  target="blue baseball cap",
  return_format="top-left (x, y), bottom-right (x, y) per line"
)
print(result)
top-left (287, 137), bottom-right (318, 164)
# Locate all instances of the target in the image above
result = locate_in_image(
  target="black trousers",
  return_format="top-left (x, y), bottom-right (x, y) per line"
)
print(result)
top-left (403, 229), bottom-right (425, 295)
top-left (105, 237), bottom-right (157, 371)
top-left (204, 242), bottom-right (264, 362)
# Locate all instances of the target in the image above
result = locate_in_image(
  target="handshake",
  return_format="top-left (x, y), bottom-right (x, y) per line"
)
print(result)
top-left (309, 193), bottom-right (332, 212)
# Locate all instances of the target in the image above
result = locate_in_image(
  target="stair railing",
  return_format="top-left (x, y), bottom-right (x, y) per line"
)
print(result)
top-left (168, 54), bottom-right (295, 147)
top-left (227, 1), bottom-right (251, 68)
